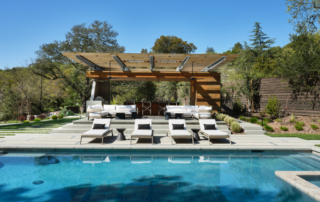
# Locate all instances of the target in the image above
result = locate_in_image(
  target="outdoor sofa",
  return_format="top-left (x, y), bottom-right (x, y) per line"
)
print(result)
top-left (164, 105), bottom-right (213, 119)
top-left (166, 119), bottom-right (194, 145)
top-left (199, 119), bottom-right (231, 145)
top-left (130, 119), bottom-right (153, 145)
top-left (87, 104), bottom-right (138, 120)
top-left (80, 118), bottom-right (113, 145)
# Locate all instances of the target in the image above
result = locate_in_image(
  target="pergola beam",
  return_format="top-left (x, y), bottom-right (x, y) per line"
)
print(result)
top-left (176, 56), bottom-right (190, 72)
top-left (112, 55), bottom-right (130, 71)
top-left (200, 56), bottom-right (227, 72)
top-left (149, 56), bottom-right (154, 71)
top-left (75, 55), bottom-right (103, 71)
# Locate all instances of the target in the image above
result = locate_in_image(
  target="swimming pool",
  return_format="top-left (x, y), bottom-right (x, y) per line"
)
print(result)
top-left (0, 151), bottom-right (319, 202)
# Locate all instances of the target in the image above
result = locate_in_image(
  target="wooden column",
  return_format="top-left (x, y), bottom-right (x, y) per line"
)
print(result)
top-left (190, 80), bottom-right (196, 105)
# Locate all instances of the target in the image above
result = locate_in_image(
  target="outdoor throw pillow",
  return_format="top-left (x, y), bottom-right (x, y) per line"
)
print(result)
top-left (138, 124), bottom-right (150, 130)
top-left (93, 124), bottom-right (105, 129)
top-left (172, 124), bottom-right (184, 130)
top-left (204, 124), bottom-right (216, 130)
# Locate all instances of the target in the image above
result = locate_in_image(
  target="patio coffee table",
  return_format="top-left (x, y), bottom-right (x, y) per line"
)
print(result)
top-left (115, 113), bottom-right (125, 119)
top-left (191, 129), bottom-right (200, 141)
top-left (175, 113), bottom-right (184, 119)
top-left (116, 128), bottom-right (126, 141)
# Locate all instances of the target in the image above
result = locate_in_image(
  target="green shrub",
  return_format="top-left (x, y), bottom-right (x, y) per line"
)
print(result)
top-left (296, 121), bottom-right (305, 126)
top-left (227, 118), bottom-right (236, 125)
top-left (276, 118), bottom-right (281, 122)
top-left (66, 110), bottom-right (75, 116)
top-left (311, 119), bottom-right (316, 122)
top-left (231, 122), bottom-right (242, 133)
top-left (245, 117), bottom-right (250, 122)
top-left (259, 109), bottom-right (268, 117)
top-left (23, 120), bottom-right (29, 124)
top-left (294, 124), bottom-right (303, 131)
top-left (280, 126), bottom-right (288, 131)
top-left (34, 118), bottom-right (41, 122)
top-left (58, 114), bottom-right (64, 119)
top-left (264, 125), bottom-right (274, 132)
top-left (263, 118), bottom-right (271, 123)
top-left (60, 107), bottom-right (68, 117)
top-left (239, 116), bottom-right (245, 120)
top-left (311, 124), bottom-right (319, 130)
top-left (265, 95), bottom-right (281, 119)
top-left (290, 119), bottom-right (296, 123)
top-left (223, 116), bottom-right (230, 122)
top-left (220, 114), bottom-right (227, 121)
top-left (232, 98), bottom-right (243, 115)
top-left (52, 115), bottom-right (58, 120)
top-left (249, 116), bottom-right (258, 123)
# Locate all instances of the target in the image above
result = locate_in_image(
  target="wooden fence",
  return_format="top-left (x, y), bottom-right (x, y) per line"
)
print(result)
top-left (222, 77), bottom-right (320, 116)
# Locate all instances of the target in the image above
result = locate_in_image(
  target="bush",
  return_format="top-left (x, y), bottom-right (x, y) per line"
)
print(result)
top-left (263, 118), bottom-right (271, 123)
top-left (45, 117), bottom-right (50, 120)
top-left (259, 109), bottom-right (268, 117)
top-left (38, 114), bottom-right (46, 120)
top-left (296, 121), bottom-right (305, 126)
top-left (276, 118), bottom-right (281, 122)
top-left (23, 120), bottom-right (29, 124)
top-left (59, 107), bottom-right (68, 117)
top-left (265, 95), bottom-right (281, 119)
top-left (66, 110), bottom-right (75, 116)
top-left (52, 115), bottom-right (58, 120)
top-left (29, 115), bottom-right (35, 121)
top-left (223, 116), bottom-right (230, 122)
top-left (226, 117), bottom-right (236, 125)
top-left (290, 119), bottom-right (296, 123)
top-left (280, 126), bottom-right (288, 131)
top-left (311, 124), bottom-right (319, 130)
top-left (249, 116), bottom-right (258, 123)
top-left (264, 125), bottom-right (274, 132)
top-left (294, 124), bottom-right (303, 131)
top-left (220, 114), bottom-right (227, 121)
top-left (232, 98), bottom-right (243, 115)
top-left (58, 114), bottom-right (64, 119)
top-left (239, 116), bottom-right (245, 120)
top-left (34, 118), bottom-right (41, 122)
top-left (231, 122), bottom-right (242, 133)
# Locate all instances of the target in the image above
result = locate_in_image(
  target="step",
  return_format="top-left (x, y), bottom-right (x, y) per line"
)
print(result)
top-left (61, 124), bottom-right (213, 130)
top-left (73, 119), bottom-right (226, 125)
top-left (244, 130), bottom-right (266, 135)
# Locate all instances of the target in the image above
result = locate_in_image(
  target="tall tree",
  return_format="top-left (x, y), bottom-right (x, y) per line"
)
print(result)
top-left (206, 46), bottom-right (215, 53)
top-left (285, 0), bottom-right (320, 32)
top-left (32, 21), bottom-right (125, 110)
top-left (250, 22), bottom-right (275, 57)
top-left (151, 35), bottom-right (197, 53)
top-left (232, 42), bottom-right (243, 53)
top-left (141, 48), bottom-right (148, 53)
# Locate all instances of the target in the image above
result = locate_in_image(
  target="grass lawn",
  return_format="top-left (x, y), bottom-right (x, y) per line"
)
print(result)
top-left (266, 133), bottom-right (320, 140)
top-left (0, 118), bottom-right (80, 136)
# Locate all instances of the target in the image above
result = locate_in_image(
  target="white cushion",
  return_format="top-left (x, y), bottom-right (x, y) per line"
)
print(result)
top-left (89, 111), bottom-right (108, 117)
top-left (116, 105), bottom-right (136, 112)
top-left (166, 106), bottom-right (186, 111)
top-left (202, 130), bottom-right (228, 136)
top-left (88, 104), bottom-right (102, 109)
top-left (170, 111), bottom-right (192, 116)
top-left (198, 106), bottom-right (212, 110)
top-left (83, 129), bottom-right (108, 136)
top-left (193, 113), bottom-right (211, 118)
top-left (109, 111), bottom-right (131, 115)
top-left (169, 119), bottom-right (186, 130)
top-left (132, 130), bottom-right (153, 136)
top-left (134, 119), bottom-right (152, 130)
top-left (185, 105), bottom-right (198, 112)
top-left (103, 105), bottom-right (115, 111)
top-left (170, 130), bottom-right (191, 136)
top-left (199, 119), bottom-right (217, 131)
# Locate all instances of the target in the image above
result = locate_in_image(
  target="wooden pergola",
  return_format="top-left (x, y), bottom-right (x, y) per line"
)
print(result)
top-left (62, 53), bottom-right (238, 112)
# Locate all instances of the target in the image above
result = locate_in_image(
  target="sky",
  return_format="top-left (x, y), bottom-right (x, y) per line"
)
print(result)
top-left (0, 0), bottom-right (295, 69)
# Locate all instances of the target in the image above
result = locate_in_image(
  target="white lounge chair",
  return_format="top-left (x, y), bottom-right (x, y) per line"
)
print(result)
top-left (166, 119), bottom-right (194, 145)
top-left (199, 119), bottom-right (231, 145)
top-left (80, 119), bottom-right (113, 145)
top-left (130, 119), bottom-right (153, 145)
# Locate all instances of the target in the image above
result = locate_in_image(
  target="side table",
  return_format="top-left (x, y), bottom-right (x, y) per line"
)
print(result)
top-left (116, 128), bottom-right (126, 141)
top-left (191, 129), bottom-right (200, 141)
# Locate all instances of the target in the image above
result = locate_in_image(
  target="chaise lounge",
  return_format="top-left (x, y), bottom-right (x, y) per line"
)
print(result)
top-left (167, 119), bottom-right (194, 145)
top-left (130, 119), bottom-right (153, 145)
top-left (80, 118), bottom-right (113, 145)
top-left (199, 119), bottom-right (231, 145)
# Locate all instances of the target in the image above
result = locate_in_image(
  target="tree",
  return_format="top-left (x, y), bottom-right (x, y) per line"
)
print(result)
top-left (250, 22), bottom-right (275, 57)
top-left (151, 35), bottom-right (197, 53)
top-left (232, 42), bottom-right (243, 53)
top-left (141, 48), bottom-right (148, 53)
top-left (285, 0), bottom-right (320, 32)
top-left (278, 31), bottom-right (320, 109)
top-left (32, 21), bottom-right (125, 110)
top-left (206, 47), bottom-right (215, 54)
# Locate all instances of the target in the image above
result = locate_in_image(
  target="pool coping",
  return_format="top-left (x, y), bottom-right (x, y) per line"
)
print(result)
top-left (276, 171), bottom-right (320, 202)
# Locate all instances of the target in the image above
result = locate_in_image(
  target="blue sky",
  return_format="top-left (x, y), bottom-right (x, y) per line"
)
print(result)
top-left (0, 0), bottom-right (294, 69)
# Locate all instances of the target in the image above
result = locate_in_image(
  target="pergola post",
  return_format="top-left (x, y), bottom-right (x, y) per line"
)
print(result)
top-left (190, 80), bottom-right (196, 105)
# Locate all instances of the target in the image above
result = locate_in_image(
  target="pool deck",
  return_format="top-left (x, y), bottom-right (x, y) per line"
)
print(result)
top-left (1, 117), bottom-right (320, 152)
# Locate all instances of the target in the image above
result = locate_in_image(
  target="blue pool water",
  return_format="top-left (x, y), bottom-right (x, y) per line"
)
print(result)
top-left (0, 151), bottom-right (320, 202)
top-left (301, 176), bottom-right (320, 188)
